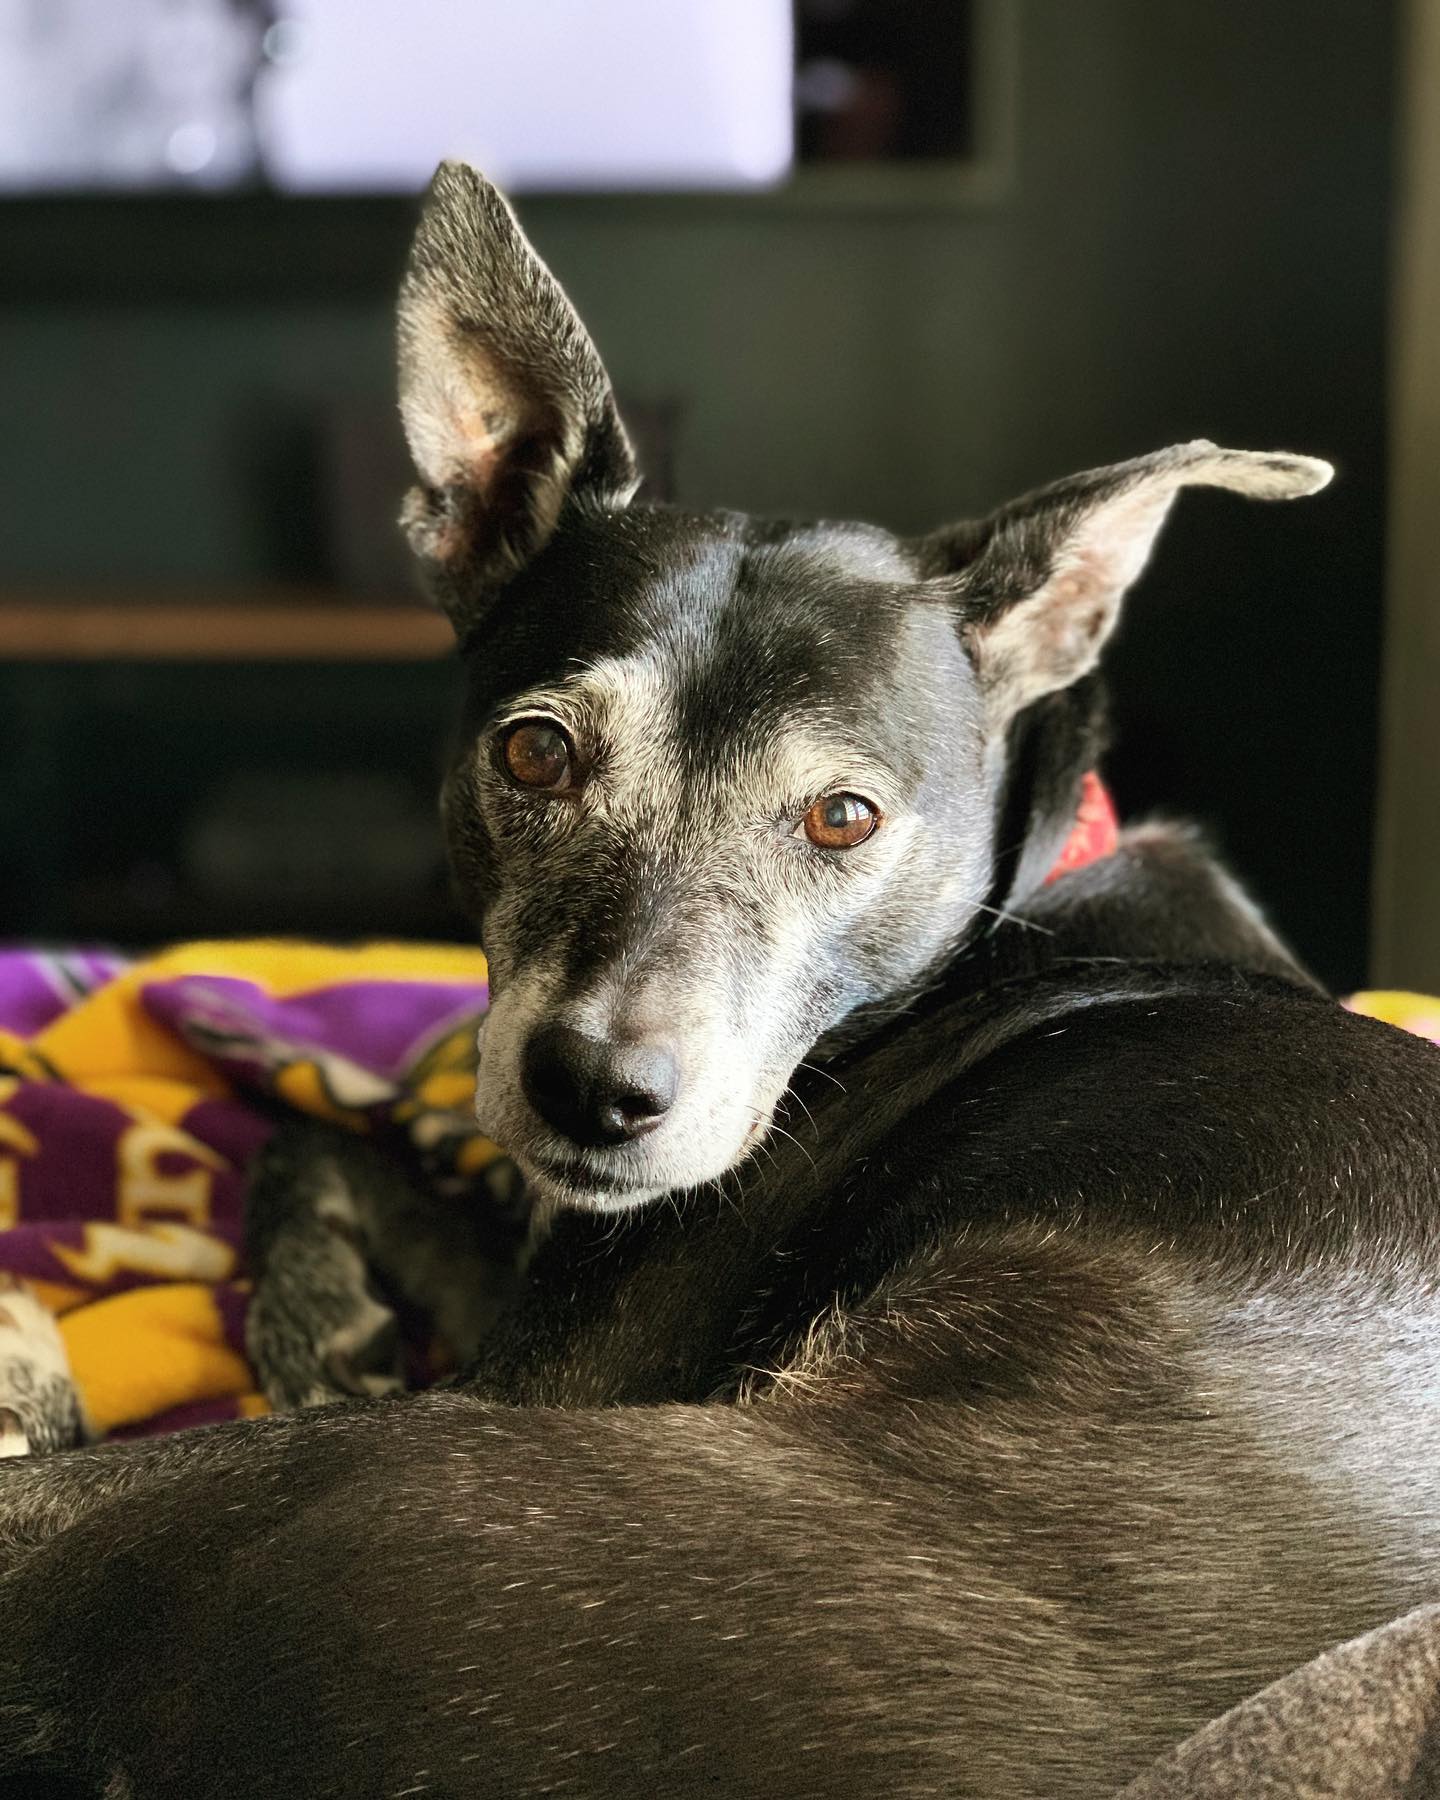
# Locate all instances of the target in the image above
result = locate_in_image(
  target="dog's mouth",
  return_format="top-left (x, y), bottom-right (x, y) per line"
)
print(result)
top-left (523, 1151), bottom-right (672, 1213)
top-left (518, 1107), bottom-right (777, 1214)
top-left (530, 1154), bottom-right (639, 1195)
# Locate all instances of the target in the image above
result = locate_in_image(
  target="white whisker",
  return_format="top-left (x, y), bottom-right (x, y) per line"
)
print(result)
top-left (971, 900), bottom-right (1056, 936)
top-left (796, 1059), bottom-right (847, 1094)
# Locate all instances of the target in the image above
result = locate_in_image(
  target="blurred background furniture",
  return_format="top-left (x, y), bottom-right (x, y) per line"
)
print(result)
top-left (1375, 0), bottom-right (1440, 994)
top-left (0, 1), bottom-right (1402, 987)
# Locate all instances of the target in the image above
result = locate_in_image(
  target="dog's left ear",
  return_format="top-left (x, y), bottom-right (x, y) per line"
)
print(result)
top-left (397, 160), bottom-right (639, 636)
top-left (923, 441), bottom-right (1333, 723)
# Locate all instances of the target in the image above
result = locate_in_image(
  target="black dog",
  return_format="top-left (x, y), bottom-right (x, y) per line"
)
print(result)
top-left (1, 162), bottom-right (1437, 1800)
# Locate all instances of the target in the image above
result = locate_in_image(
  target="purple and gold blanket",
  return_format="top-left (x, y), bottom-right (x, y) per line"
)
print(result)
top-left (0, 941), bottom-right (499, 1439)
top-left (0, 939), bottom-right (1435, 1444)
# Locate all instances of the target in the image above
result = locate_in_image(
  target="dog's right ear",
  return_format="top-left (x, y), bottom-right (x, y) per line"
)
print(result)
top-left (397, 161), bottom-right (639, 637)
top-left (919, 441), bottom-right (1333, 726)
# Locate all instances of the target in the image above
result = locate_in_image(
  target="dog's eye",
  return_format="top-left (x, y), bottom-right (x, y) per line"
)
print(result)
top-left (501, 720), bottom-right (575, 792)
top-left (802, 793), bottom-right (879, 849)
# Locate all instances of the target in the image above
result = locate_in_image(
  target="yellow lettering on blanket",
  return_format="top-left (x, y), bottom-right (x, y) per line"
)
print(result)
top-left (0, 1103), bottom-right (39, 1230)
top-left (60, 1282), bottom-right (257, 1434)
top-left (117, 1122), bottom-right (227, 1229)
top-left (51, 1221), bottom-right (235, 1286)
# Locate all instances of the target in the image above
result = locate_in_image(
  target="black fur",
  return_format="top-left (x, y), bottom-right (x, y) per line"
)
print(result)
top-left (0, 165), bottom-right (1428, 1800)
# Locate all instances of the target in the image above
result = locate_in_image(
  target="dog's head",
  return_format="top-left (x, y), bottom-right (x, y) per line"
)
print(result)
top-left (397, 161), bottom-right (1331, 1213)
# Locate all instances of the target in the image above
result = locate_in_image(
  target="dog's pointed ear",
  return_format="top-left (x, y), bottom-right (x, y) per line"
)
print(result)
top-left (397, 161), bottom-right (639, 635)
top-left (922, 441), bottom-right (1333, 723)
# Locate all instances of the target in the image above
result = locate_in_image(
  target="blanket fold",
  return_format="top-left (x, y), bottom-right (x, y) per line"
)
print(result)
top-left (0, 940), bottom-right (500, 1437)
top-left (1115, 1604), bottom-right (1440, 1797)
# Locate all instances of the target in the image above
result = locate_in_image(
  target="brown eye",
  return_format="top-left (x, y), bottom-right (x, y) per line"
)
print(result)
top-left (501, 720), bottom-right (574, 791)
top-left (802, 793), bottom-right (878, 849)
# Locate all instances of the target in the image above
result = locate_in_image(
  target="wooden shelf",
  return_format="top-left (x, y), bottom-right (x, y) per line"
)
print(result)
top-left (0, 595), bottom-right (455, 661)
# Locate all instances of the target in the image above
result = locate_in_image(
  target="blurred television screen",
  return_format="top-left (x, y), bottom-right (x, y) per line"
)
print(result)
top-left (0, 0), bottom-right (795, 192)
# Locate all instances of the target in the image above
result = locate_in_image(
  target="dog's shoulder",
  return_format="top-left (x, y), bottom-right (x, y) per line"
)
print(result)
top-left (848, 964), bottom-right (1440, 1317)
top-left (735, 968), bottom-right (1440, 1414)
top-left (1013, 818), bottom-right (1317, 988)
top-left (745, 823), bottom-right (1440, 1367)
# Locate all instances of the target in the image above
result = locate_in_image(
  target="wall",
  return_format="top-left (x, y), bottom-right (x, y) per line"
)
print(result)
top-left (0, 0), bottom-right (1397, 985)
top-left (1375, 0), bottom-right (1440, 991)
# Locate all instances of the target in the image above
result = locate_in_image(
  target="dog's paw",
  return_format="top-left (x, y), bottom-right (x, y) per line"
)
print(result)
top-left (0, 1284), bottom-right (86, 1456)
top-left (0, 1405), bottom-right (30, 1458)
top-left (246, 1153), bottom-right (411, 1411)
top-left (248, 1282), bottom-right (405, 1412)
top-left (320, 1297), bottom-right (405, 1401)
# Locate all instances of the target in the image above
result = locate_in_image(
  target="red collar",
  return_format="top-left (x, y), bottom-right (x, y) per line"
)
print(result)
top-left (1044, 771), bottom-right (1119, 885)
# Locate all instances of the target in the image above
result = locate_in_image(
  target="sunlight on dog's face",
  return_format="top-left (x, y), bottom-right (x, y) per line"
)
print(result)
top-left (443, 513), bottom-right (998, 1212)
top-left (399, 164), bottom-right (1333, 1215)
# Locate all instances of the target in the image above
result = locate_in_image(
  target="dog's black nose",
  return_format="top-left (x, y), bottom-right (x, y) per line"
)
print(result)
top-left (521, 1024), bottom-right (679, 1149)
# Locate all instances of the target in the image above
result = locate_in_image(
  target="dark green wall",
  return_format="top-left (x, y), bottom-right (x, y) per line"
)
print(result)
top-left (0, 1), bottom-right (1396, 985)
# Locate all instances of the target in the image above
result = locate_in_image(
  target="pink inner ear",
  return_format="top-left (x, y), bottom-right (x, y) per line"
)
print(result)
top-left (402, 293), bottom-right (535, 496)
top-left (456, 415), bottom-right (506, 497)
top-left (971, 483), bottom-right (1180, 717)
top-left (444, 336), bottom-right (529, 494)
top-left (1066, 483), bottom-right (1178, 598)
top-left (1035, 550), bottom-right (1123, 663)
